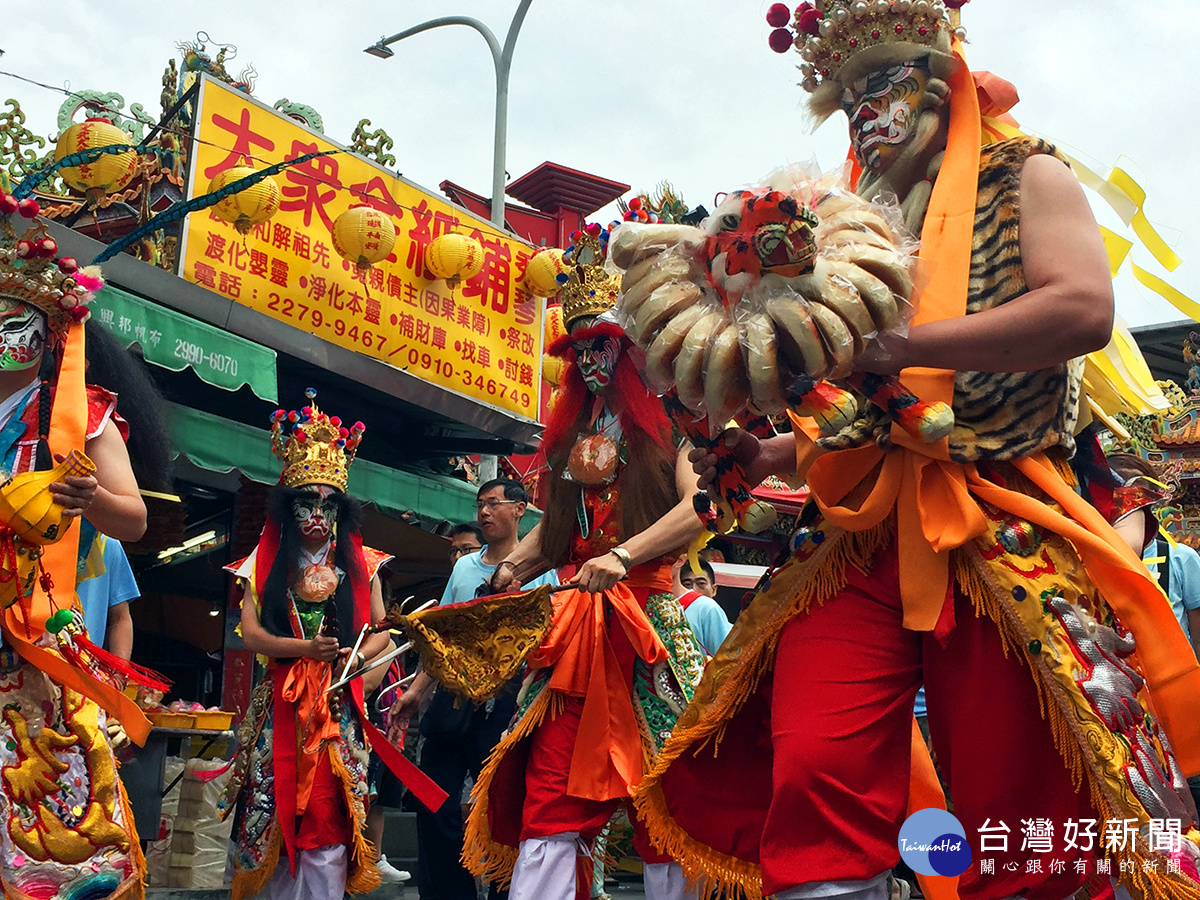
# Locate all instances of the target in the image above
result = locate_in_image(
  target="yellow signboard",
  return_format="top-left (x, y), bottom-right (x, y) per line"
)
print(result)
top-left (179, 76), bottom-right (541, 421)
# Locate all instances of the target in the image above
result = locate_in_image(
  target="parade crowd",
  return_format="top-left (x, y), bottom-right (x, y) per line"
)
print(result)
top-left (5, 3), bottom-right (1200, 900)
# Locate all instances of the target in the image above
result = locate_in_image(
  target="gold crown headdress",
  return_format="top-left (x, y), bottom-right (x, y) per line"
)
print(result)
top-left (558, 223), bottom-right (622, 330)
top-left (269, 389), bottom-right (365, 491)
top-left (766, 0), bottom-right (965, 117)
top-left (0, 194), bottom-right (103, 331)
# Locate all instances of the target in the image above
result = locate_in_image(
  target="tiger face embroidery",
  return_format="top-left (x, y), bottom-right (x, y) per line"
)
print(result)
top-left (705, 190), bottom-right (819, 289)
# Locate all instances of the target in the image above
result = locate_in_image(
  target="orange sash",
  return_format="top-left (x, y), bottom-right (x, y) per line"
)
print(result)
top-left (800, 40), bottom-right (1200, 775)
top-left (0, 324), bottom-right (152, 745)
top-left (527, 564), bottom-right (671, 802)
top-left (278, 656), bottom-right (340, 814)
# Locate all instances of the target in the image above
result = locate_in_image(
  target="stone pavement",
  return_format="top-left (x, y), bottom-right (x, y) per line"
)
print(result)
top-left (146, 872), bottom-right (652, 900)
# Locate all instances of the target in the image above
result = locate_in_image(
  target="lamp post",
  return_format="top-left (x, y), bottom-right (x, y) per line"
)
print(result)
top-left (365, 2), bottom-right (534, 483)
top-left (365, 0), bottom-right (534, 229)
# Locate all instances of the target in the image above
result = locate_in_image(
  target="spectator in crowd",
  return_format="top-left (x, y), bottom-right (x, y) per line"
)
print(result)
top-left (447, 521), bottom-right (484, 566)
top-left (1106, 452), bottom-right (1200, 816)
top-left (390, 480), bottom-right (554, 900)
top-left (673, 557), bottom-right (732, 656)
top-left (76, 534), bottom-right (139, 660)
top-left (1107, 453), bottom-right (1200, 662)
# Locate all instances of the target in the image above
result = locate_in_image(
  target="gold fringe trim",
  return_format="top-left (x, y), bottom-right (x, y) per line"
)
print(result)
top-left (230, 825), bottom-right (283, 900)
top-left (329, 745), bottom-right (381, 896)
top-left (957, 548), bottom-right (1200, 900)
top-left (632, 521), bottom-right (893, 900)
top-left (115, 771), bottom-right (146, 900)
top-left (463, 687), bottom-right (561, 888)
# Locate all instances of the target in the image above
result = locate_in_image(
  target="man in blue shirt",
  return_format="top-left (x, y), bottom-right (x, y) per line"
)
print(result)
top-left (391, 479), bottom-right (553, 900)
top-left (76, 534), bottom-right (139, 659)
top-left (676, 558), bottom-right (733, 656)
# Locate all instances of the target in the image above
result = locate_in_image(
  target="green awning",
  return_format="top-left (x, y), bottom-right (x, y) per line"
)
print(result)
top-left (94, 286), bottom-right (278, 402)
top-left (167, 404), bottom-right (528, 529)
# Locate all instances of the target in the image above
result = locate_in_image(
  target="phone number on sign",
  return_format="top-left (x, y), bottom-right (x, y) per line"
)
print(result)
top-left (268, 293), bottom-right (390, 351)
top-left (266, 293), bottom-right (533, 410)
top-left (174, 339), bottom-right (239, 377)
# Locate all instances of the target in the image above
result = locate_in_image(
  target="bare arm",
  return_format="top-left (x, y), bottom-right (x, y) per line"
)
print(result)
top-left (1188, 609), bottom-right (1200, 664)
top-left (105, 601), bottom-right (133, 661)
top-left (495, 521), bottom-right (554, 588)
top-left (857, 153), bottom-right (1114, 375)
top-left (239, 585), bottom-right (335, 662)
top-left (53, 424), bottom-right (147, 541)
top-left (620, 445), bottom-right (707, 565)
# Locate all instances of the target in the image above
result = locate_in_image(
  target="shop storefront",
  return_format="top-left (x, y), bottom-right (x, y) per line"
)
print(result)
top-left (39, 71), bottom-right (549, 722)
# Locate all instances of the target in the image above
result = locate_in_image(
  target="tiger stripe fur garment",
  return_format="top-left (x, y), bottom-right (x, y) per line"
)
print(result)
top-left (948, 136), bottom-right (1084, 462)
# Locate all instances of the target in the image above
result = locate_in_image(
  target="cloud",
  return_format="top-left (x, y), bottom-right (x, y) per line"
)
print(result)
top-left (5, 0), bottom-right (1197, 327)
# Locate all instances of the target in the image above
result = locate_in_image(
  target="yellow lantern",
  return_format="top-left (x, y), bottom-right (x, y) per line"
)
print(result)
top-left (542, 354), bottom-right (564, 387)
top-left (543, 303), bottom-right (565, 347)
top-left (54, 117), bottom-right (139, 208)
top-left (208, 165), bottom-right (281, 235)
top-left (523, 248), bottom-right (568, 297)
top-left (540, 303), bottom-right (566, 386)
top-left (331, 204), bottom-right (398, 276)
top-left (425, 232), bottom-right (485, 288)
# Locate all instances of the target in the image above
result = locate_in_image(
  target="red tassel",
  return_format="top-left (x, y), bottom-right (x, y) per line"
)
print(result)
top-left (58, 630), bottom-right (172, 693)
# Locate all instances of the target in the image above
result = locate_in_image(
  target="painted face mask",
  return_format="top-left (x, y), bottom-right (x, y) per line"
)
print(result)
top-left (292, 489), bottom-right (339, 542)
top-left (844, 62), bottom-right (930, 174)
top-left (0, 300), bottom-right (46, 372)
top-left (574, 336), bottom-right (622, 394)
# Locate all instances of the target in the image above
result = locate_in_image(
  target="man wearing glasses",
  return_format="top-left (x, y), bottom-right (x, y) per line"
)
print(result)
top-left (446, 522), bottom-right (484, 567)
top-left (391, 478), bottom-right (554, 900)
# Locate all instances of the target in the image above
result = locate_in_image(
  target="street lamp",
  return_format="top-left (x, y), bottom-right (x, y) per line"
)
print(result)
top-left (364, 0), bottom-right (534, 229)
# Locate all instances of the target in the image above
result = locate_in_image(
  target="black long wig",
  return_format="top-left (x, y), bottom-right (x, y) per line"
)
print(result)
top-left (257, 484), bottom-right (365, 646)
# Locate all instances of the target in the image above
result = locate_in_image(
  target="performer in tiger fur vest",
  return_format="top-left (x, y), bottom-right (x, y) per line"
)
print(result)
top-left (631, 4), bottom-right (1200, 900)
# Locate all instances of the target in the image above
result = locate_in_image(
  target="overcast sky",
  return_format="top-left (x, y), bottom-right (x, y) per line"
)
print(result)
top-left (7, 1), bottom-right (1198, 329)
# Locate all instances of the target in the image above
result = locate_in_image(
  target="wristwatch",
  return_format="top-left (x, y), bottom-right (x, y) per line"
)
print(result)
top-left (609, 547), bottom-right (632, 573)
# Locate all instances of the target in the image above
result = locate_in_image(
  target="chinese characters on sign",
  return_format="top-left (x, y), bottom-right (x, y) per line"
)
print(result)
top-left (973, 818), bottom-right (1185, 877)
top-left (179, 76), bottom-right (541, 420)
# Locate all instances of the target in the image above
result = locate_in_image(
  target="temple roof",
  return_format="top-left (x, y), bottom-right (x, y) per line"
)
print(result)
top-left (506, 162), bottom-right (629, 216)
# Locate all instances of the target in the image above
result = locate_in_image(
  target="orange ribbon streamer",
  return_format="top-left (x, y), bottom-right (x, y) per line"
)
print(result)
top-left (803, 35), bottom-right (1200, 773)
top-left (527, 565), bottom-right (670, 803)
top-left (0, 322), bottom-right (152, 745)
top-left (279, 656), bottom-right (340, 814)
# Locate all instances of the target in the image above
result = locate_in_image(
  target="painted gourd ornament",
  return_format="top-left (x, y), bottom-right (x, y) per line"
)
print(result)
top-left (567, 434), bottom-right (619, 485)
top-left (0, 449), bottom-right (95, 609)
top-left (294, 564), bottom-right (338, 602)
top-left (0, 449), bottom-right (95, 545)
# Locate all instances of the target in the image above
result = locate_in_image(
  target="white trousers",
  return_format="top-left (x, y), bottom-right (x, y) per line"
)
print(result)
top-left (775, 870), bottom-right (891, 899)
top-left (263, 844), bottom-right (348, 900)
top-left (509, 832), bottom-right (696, 900)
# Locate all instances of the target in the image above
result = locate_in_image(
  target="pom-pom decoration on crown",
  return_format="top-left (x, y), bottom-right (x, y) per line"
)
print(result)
top-left (557, 222), bottom-right (624, 330)
top-left (767, 0), bottom-right (964, 96)
top-left (269, 388), bottom-right (365, 492)
top-left (0, 196), bottom-right (103, 330)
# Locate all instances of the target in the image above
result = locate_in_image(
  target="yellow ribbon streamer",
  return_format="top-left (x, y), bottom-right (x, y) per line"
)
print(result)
top-left (1100, 226), bottom-right (1133, 276)
top-left (1132, 264), bottom-right (1200, 321)
top-left (1110, 168), bottom-right (1182, 271)
top-left (981, 117), bottom-right (1182, 272)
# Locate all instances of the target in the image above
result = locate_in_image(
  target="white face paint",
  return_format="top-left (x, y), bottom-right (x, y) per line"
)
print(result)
top-left (292, 486), bottom-right (339, 542)
top-left (843, 62), bottom-right (930, 174)
top-left (574, 335), bottom-right (622, 394)
top-left (0, 300), bottom-right (46, 371)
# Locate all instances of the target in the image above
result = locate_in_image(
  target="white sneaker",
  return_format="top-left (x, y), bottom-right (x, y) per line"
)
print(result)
top-left (377, 854), bottom-right (411, 884)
